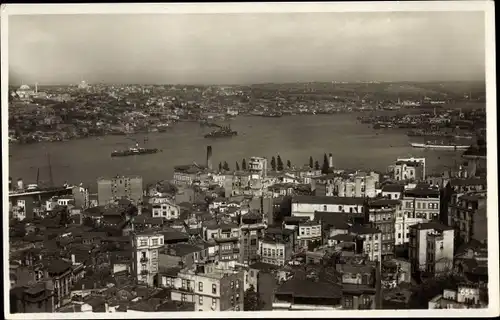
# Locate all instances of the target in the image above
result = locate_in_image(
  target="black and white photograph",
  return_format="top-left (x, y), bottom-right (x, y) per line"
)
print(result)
top-left (2, 2), bottom-right (498, 318)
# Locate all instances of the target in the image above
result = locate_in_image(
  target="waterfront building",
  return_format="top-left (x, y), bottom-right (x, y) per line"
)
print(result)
top-left (97, 176), bottom-right (143, 205)
top-left (408, 222), bottom-right (454, 276)
top-left (132, 232), bottom-right (164, 286)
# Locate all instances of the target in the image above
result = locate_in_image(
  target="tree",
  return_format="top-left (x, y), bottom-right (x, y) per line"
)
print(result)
top-left (244, 284), bottom-right (264, 311)
top-left (235, 161), bottom-right (240, 171)
top-left (321, 153), bottom-right (330, 174)
top-left (242, 158), bottom-right (247, 170)
top-left (314, 160), bottom-right (320, 170)
top-left (270, 156), bottom-right (276, 171)
top-left (223, 161), bottom-right (230, 171)
top-left (277, 155), bottom-right (284, 171)
top-left (218, 162), bottom-right (222, 172)
top-left (286, 160), bottom-right (292, 169)
top-left (309, 156), bottom-right (314, 169)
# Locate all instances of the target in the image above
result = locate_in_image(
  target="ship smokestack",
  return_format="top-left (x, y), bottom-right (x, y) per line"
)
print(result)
top-left (328, 153), bottom-right (333, 168)
top-left (17, 178), bottom-right (24, 190)
top-left (206, 146), bottom-right (213, 170)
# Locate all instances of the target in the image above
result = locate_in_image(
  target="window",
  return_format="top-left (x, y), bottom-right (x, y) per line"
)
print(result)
top-left (249, 271), bottom-right (254, 277)
top-left (366, 244), bottom-right (371, 251)
top-left (140, 240), bottom-right (147, 246)
top-left (230, 295), bottom-right (234, 305)
top-left (199, 282), bottom-right (203, 292)
top-left (250, 239), bottom-right (257, 245)
top-left (160, 238), bottom-right (163, 245)
top-left (279, 249), bottom-right (284, 256)
top-left (212, 284), bottom-right (217, 294)
top-left (338, 206), bottom-right (342, 211)
top-left (231, 281), bottom-right (235, 289)
top-left (272, 249), bottom-right (276, 257)
top-left (398, 233), bottom-right (401, 239)
top-left (343, 296), bottom-right (354, 309)
top-left (199, 296), bottom-right (203, 305)
top-left (374, 244), bottom-right (379, 251)
top-left (182, 294), bottom-right (187, 302)
top-left (323, 205), bottom-right (327, 211)
top-left (236, 280), bottom-right (240, 289)
top-left (374, 234), bottom-right (378, 240)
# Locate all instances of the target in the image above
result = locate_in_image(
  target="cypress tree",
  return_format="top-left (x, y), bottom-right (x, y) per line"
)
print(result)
top-left (218, 162), bottom-right (223, 172)
top-left (271, 156), bottom-right (276, 171)
top-left (322, 153), bottom-right (330, 174)
top-left (277, 155), bottom-right (284, 171)
top-left (242, 158), bottom-right (247, 170)
top-left (286, 160), bottom-right (292, 169)
top-left (223, 161), bottom-right (230, 171)
top-left (309, 156), bottom-right (314, 169)
top-left (236, 161), bottom-right (240, 171)
top-left (314, 160), bottom-right (320, 170)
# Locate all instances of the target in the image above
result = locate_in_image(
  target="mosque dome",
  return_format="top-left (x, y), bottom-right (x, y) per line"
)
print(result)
top-left (18, 84), bottom-right (31, 91)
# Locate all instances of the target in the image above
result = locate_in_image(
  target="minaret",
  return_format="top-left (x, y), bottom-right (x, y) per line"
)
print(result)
top-left (35, 83), bottom-right (38, 94)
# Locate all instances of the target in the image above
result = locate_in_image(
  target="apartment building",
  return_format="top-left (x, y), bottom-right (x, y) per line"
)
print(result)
top-left (259, 233), bottom-right (293, 266)
top-left (336, 257), bottom-right (382, 310)
top-left (132, 232), bottom-right (165, 286)
top-left (408, 222), bottom-right (454, 276)
top-left (440, 177), bottom-right (486, 225)
top-left (448, 191), bottom-right (487, 244)
top-left (349, 225), bottom-right (383, 262)
top-left (396, 186), bottom-right (440, 245)
top-left (97, 175), bottom-right (143, 205)
top-left (170, 266), bottom-right (245, 311)
top-left (365, 199), bottom-right (400, 260)
top-left (239, 212), bottom-right (266, 264)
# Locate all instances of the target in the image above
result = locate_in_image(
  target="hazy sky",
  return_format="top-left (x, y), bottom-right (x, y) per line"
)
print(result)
top-left (9, 11), bottom-right (485, 85)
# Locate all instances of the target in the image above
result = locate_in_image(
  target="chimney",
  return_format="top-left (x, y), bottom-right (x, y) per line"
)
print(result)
top-left (328, 153), bottom-right (333, 168)
top-left (17, 178), bottom-right (24, 190)
top-left (206, 145), bottom-right (213, 170)
top-left (71, 254), bottom-right (76, 265)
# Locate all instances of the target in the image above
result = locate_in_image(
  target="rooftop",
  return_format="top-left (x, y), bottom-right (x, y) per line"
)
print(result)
top-left (409, 221), bottom-right (453, 232)
top-left (292, 195), bottom-right (366, 205)
top-left (275, 277), bottom-right (342, 299)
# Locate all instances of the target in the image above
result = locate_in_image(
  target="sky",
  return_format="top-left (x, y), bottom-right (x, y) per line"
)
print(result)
top-left (8, 11), bottom-right (486, 85)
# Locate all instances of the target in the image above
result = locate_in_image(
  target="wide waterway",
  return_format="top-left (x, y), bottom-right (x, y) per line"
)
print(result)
top-left (8, 114), bottom-right (465, 192)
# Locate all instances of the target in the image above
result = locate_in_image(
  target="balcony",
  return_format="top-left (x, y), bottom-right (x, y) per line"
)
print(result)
top-left (140, 257), bottom-right (149, 263)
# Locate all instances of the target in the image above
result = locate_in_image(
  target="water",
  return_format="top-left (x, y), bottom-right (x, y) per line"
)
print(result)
top-left (8, 114), bottom-right (464, 191)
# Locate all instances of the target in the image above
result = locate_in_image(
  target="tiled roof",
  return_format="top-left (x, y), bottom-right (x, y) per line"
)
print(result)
top-left (292, 195), bottom-right (366, 205)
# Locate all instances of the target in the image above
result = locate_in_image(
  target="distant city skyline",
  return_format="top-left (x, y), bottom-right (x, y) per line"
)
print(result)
top-left (9, 11), bottom-right (486, 85)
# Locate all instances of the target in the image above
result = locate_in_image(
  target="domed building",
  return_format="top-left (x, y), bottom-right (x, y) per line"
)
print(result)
top-left (15, 84), bottom-right (35, 99)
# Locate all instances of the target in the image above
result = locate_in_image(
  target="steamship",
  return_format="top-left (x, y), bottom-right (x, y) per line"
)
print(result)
top-left (410, 140), bottom-right (470, 150)
top-left (111, 143), bottom-right (161, 157)
top-left (204, 125), bottom-right (238, 139)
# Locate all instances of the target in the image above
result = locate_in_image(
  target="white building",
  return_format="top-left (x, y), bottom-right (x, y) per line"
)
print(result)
top-left (169, 266), bottom-right (245, 312)
top-left (395, 157), bottom-right (426, 180)
top-left (151, 199), bottom-right (180, 220)
top-left (132, 232), bottom-right (164, 286)
top-left (395, 186), bottom-right (440, 245)
top-left (409, 222), bottom-right (454, 275)
top-left (291, 195), bottom-right (365, 221)
top-left (259, 238), bottom-right (292, 266)
top-left (428, 285), bottom-right (487, 309)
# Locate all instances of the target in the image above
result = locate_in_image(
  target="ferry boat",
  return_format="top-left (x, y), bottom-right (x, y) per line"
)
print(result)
top-left (410, 141), bottom-right (470, 150)
top-left (111, 143), bottom-right (161, 157)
